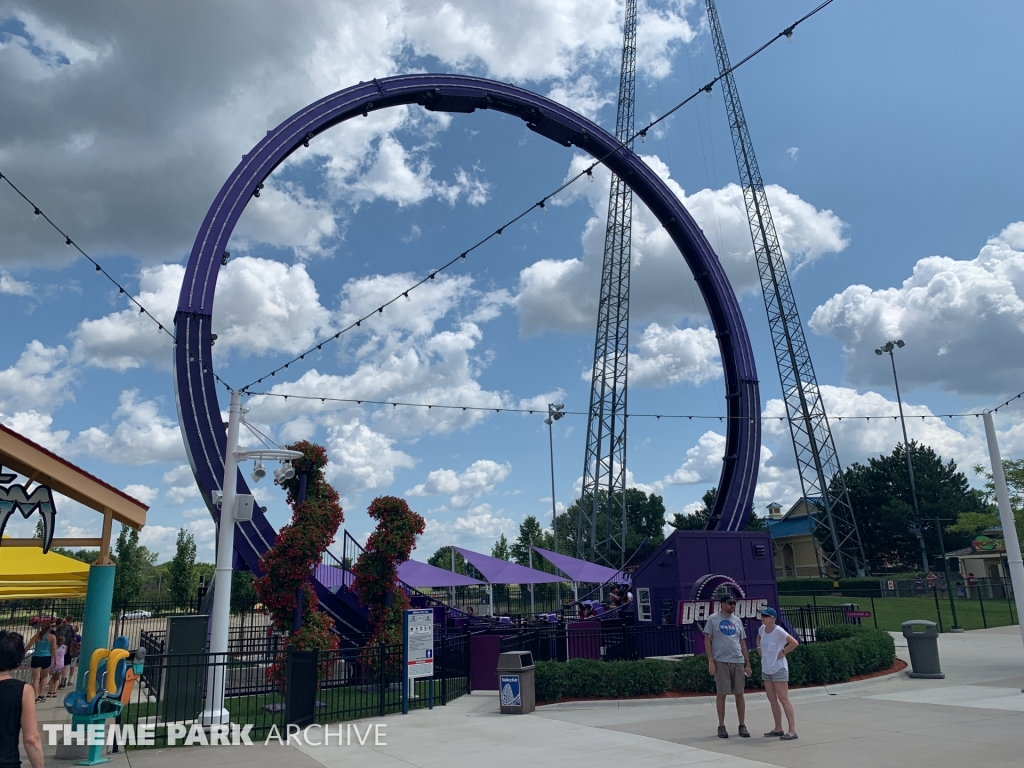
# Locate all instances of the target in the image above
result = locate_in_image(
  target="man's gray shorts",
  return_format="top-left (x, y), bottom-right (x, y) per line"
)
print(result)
top-left (714, 661), bottom-right (745, 695)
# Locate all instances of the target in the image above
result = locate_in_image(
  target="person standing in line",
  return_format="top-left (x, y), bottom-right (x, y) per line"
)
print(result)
top-left (57, 617), bottom-right (78, 690)
top-left (25, 622), bottom-right (55, 704)
top-left (704, 594), bottom-right (752, 738)
top-left (45, 635), bottom-right (66, 699)
top-left (756, 607), bottom-right (799, 740)
top-left (0, 631), bottom-right (46, 768)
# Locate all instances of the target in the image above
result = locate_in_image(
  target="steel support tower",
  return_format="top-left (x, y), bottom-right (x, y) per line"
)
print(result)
top-left (577, 0), bottom-right (637, 567)
top-left (705, 0), bottom-right (866, 577)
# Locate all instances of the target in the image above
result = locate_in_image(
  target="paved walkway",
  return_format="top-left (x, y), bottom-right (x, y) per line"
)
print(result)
top-left (26, 626), bottom-right (1024, 768)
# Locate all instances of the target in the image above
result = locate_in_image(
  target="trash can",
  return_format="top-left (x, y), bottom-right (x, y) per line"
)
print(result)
top-left (902, 620), bottom-right (944, 679)
top-left (497, 651), bottom-right (535, 714)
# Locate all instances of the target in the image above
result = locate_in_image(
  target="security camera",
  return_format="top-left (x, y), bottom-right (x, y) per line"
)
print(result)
top-left (666, 549), bottom-right (675, 556)
top-left (251, 461), bottom-right (266, 483)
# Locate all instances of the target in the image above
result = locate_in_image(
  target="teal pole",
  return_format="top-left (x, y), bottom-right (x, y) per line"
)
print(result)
top-left (76, 564), bottom-right (116, 691)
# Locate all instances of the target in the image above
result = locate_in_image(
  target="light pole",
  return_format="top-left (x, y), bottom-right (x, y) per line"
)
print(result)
top-left (875, 340), bottom-right (928, 573)
top-left (200, 389), bottom-right (302, 726)
top-left (545, 404), bottom-right (565, 552)
top-left (546, 403), bottom-right (564, 608)
top-left (933, 517), bottom-right (962, 632)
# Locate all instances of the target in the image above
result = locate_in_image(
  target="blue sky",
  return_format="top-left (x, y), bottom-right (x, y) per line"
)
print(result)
top-left (2, 1), bottom-right (1023, 563)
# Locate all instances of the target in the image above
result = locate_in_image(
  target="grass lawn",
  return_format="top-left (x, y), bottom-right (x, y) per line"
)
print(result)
top-left (779, 593), bottom-right (1018, 633)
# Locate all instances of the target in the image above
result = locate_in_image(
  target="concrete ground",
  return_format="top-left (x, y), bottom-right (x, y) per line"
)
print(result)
top-left (25, 625), bottom-right (1024, 768)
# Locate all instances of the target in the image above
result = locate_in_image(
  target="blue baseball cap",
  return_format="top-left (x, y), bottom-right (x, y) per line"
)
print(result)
top-left (758, 607), bottom-right (778, 619)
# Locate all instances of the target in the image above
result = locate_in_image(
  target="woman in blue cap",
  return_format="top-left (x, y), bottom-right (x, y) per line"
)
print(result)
top-left (757, 607), bottom-right (799, 740)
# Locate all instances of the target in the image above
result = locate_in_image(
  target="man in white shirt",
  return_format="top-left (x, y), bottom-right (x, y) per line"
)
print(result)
top-left (704, 595), bottom-right (751, 738)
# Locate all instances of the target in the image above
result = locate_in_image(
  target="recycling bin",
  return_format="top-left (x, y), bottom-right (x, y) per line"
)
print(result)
top-left (902, 620), bottom-right (944, 679)
top-left (497, 651), bottom-right (535, 714)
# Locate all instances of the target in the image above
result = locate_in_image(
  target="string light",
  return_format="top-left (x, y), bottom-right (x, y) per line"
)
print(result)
top-left (0, 171), bottom-right (237, 393)
top-left (243, 390), bottom-right (999, 422)
top-left (236, 5), bottom-right (836, 393)
top-left (3, 0), bottom-right (838, 405)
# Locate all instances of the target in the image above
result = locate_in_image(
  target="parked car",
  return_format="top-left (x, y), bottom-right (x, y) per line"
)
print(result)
top-left (121, 610), bottom-right (152, 619)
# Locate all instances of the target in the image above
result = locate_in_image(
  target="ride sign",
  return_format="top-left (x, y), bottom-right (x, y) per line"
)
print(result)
top-left (404, 609), bottom-right (434, 680)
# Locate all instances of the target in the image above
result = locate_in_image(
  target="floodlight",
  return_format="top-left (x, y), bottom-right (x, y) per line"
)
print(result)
top-left (251, 461), bottom-right (266, 483)
top-left (273, 461), bottom-right (296, 483)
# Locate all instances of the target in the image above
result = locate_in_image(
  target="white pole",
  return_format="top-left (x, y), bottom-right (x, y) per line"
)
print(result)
top-left (450, 546), bottom-right (455, 608)
top-left (201, 390), bottom-right (241, 725)
top-left (529, 547), bottom-right (535, 615)
top-left (983, 412), bottom-right (1024, 675)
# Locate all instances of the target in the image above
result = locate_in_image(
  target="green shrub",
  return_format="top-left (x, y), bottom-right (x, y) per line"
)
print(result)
top-left (777, 578), bottom-right (833, 593)
top-left (837, 577), bottom-right (883, 597)
top-left (535, 629), bottom-right (895, 703)
top-left (815, 624), bottom-right (865, 642)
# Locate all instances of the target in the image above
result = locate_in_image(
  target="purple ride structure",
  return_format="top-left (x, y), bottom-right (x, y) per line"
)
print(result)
top-left (173, 74), bottom-right (763, 638)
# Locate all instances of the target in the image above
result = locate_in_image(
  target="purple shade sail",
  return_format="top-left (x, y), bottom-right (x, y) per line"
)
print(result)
top-left (453, 547), bottom-right (566, 585)
top-left (397, 559), bottom-right (485, 588)
top-left (530, 546), bottom-right (625, 584)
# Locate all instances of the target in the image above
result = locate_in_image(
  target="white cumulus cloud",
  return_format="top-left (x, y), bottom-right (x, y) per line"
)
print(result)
top-left (406, 459), bottom-right (512, 508)
top-left (515, 155), bottom-right (848, 336)
top-left (810, 222), bottom-right (1024, 396)
top-left (628, 323), bottom-right (722, 388)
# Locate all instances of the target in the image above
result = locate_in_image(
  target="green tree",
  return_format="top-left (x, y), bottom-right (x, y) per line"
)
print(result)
top-left (669, 488), bottom-right (765, 531)
top-left (510, 516), bottom-right (545, 566)
top-left (841, 442), bottom-right (983, 569)
top-left (945, 460), bottom-right (1024, 548)
top-left (50, 548), bottom-right (99, 563)
top-left (427, 546), bottom-right (467, 575)
top-left (624, 488), bottom-right (667, 555)
top-left (491, 533), bottom-right (511, 561)
top-left (168, 528), bottom-right (197, 608)
top-left (112, 525), bottom-right (156, 607)
top-left (231, 569), bottom-right (258, 613)
top-left (195, 562), bottom-right (215, 591)
top-left (556, 488), bottom-right (669, 563)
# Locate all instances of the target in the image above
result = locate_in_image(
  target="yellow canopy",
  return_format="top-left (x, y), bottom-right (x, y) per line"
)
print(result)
top-left (0, 540), bottom-right (89, 599)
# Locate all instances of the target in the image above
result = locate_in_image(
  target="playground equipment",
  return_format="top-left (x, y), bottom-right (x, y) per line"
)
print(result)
top-left (63, 637), bottom-right (145, 766)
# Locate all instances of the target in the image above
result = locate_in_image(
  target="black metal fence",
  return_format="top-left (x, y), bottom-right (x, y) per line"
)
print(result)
top-left (117, 633), bottom-right (472, 747)
top-left (781, 604), bottom-right (858, 642)
top-left (782, 586), bottom-right (1018, 633)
